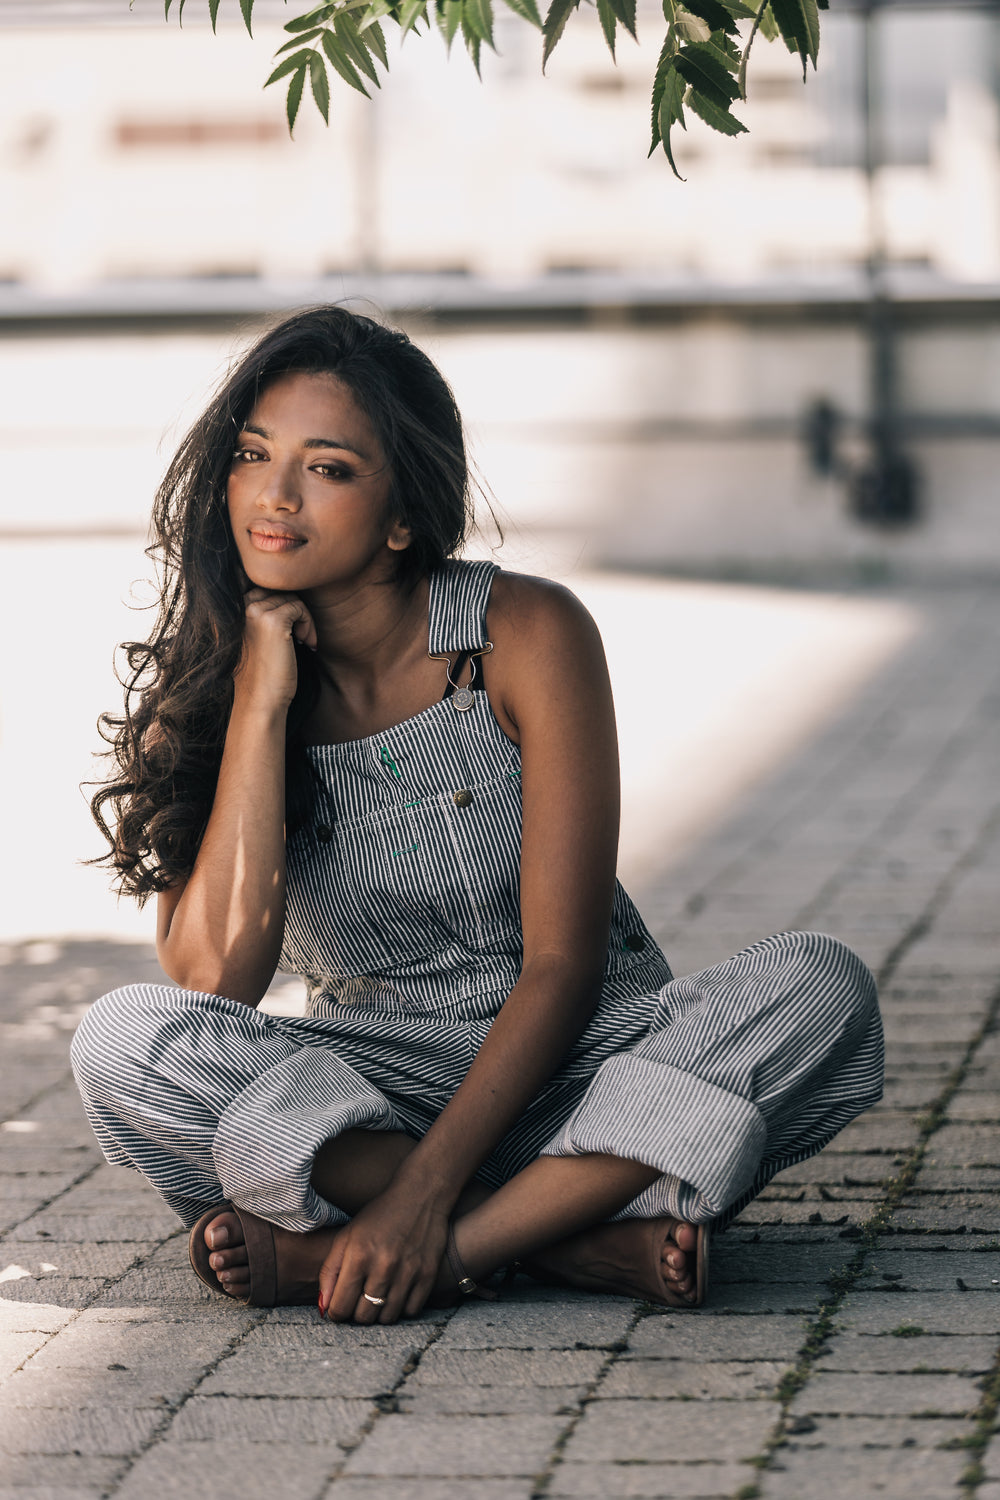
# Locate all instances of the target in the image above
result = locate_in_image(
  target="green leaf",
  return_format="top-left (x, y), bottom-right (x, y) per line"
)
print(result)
top-left (359, 17), bottom-right (389, 65)
top-left (681, 0), bottom-right (737, 36)
top-left (605, 0), bottom-right (636, 40)
top-left (463, 0), bottom-right (495, 47)
top-left (285, 4), bottom-right (338, 30)
top-left (501, 0), bottom-right (543, 28)
top-left (264, 48), bottom-right (314, 86)
top-left (657, 67), bottom-right (687, 178)
top-left (542, 0), bottom-right (578, 69)
top-left (208, 0), bottom-right (221, 29)
top-left (397, 0), bottom-right (427, 36)
top-left (275, 29), bottom-right (325, 57)
top-left (240, 0), bottom-right (254, 37)
top-left (435, 0), bottom-right (463, 47)
top-left (674, 40), bottom-right (740, 109)
top-left (286, 66), bottom-right (306, 132)
top-left (770, 0), bottom-right (819, 71)
top-left (686, 83), bottom-right (747, 133)
top-left (719, 0), bottom-right (756, 16)
top-left (596, 0), bottom-right (617, 58)
top-left (758, 4), bottom-right (779, 42)
top-left (460, 9), bottom-right (483, 74)
top-left (702, 29), bottom-right (739, 73)
top-left (334, 13), bottom-right (382, 83)
top-left (320, 28), bottom-right (371, 94)
top-left (309, 48), bottom-right (331, 117)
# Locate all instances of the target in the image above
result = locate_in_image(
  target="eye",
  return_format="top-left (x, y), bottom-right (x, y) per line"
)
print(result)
top-left (312, 463), bottom-right (352, 480)
top-left (232, 446), bottom-right (265, 464)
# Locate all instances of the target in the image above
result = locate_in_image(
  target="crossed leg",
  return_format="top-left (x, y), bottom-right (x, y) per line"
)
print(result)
top-left (202, 1127), bottom-right (700, 1314)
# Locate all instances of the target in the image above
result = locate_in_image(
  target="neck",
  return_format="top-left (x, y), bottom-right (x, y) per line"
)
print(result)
top-left (304, 570), bottom-right (428, 685)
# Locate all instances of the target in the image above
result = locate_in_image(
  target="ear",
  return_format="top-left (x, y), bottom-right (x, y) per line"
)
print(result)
top-left (386, 519), bottom-right (412, 553)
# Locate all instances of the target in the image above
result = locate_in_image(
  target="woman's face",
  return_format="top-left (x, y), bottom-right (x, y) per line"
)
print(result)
top-left (226, 371), bottom-right (407, 595)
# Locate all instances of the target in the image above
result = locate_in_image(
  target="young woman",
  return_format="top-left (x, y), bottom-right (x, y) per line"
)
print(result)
top-left (72, 306), bottom-right (883, 1324)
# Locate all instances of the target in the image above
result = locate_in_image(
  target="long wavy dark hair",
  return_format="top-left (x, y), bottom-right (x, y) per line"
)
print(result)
top-left (91, 306), bottom-right (474, 902)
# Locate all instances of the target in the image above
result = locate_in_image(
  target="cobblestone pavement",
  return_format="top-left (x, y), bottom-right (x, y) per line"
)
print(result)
top-left (2, 584), bottom-right (999, 1500)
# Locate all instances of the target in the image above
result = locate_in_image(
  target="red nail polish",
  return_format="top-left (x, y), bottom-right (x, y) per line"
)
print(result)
top-left (317, 1293), bottom-right (326, 1317)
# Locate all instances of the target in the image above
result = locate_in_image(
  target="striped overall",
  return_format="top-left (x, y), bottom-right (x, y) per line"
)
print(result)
top-left (71, 561), bottom-right (884, 1234)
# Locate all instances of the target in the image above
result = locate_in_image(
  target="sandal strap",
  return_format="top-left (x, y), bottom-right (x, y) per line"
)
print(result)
top-left (445, 1226), bottom-right (499, 1302)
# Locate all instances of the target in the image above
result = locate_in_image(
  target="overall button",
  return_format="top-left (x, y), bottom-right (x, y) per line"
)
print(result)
top-left (453, 789), bottom-right (474, 808)
top-left (623, 932), bottom-right (646, 953)
top-left (316, 824), bottom-right (333, 843)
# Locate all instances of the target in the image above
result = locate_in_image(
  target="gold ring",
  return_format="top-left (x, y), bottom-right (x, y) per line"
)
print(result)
top-left (362, 1292), bottom-right (387, 1306)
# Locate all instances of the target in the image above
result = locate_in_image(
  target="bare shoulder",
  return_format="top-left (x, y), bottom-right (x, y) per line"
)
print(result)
top-left (487, 570), bottom-right (603, 656)
top-left (484, 570), bottom-right (611, 741)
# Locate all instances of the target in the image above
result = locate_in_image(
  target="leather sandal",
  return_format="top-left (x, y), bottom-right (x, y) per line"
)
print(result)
top-left (188, 1200), bottom-right (314, 1308)
top-left (518, 1218), bottom-right (709, 1309)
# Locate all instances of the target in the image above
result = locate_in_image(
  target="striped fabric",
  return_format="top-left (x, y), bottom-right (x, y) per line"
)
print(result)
top-left (71, 561), bottom-right (884, 1237)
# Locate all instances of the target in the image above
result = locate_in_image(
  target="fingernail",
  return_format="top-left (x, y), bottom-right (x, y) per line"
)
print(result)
top-left (317, 1293), bottom-right (327, 1317)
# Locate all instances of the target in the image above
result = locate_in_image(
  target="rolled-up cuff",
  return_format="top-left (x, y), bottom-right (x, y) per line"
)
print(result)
top-left (539, 1054), bottom-right (767, 1220)
top-left (213, 1046), bottom-right (403, 1232)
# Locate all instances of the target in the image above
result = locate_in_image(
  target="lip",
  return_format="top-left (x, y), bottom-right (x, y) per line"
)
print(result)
top-left (247, 525), bottom-right (306, 553)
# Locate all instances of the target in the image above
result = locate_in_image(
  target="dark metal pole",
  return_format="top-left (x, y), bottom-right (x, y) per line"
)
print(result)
top-left (851, 0), bottom-right (920, 524)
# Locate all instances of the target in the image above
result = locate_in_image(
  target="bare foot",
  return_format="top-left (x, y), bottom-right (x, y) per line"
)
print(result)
top-left (523, 1217), bottom-right (702, 1307)
top-left (203, 1211), bottom-right (337, 1303)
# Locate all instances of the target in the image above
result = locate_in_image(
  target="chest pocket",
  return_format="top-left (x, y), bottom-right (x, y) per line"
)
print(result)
top-left (283, 771), bottom-right (523, 980)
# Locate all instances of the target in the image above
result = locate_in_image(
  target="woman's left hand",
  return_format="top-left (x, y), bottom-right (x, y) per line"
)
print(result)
top-left (317, 1182), bottom-right (451, 1324)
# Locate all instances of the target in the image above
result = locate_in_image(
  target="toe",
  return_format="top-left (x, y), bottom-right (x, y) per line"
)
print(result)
top-left (205, 1211), bottom-right (243, 1252)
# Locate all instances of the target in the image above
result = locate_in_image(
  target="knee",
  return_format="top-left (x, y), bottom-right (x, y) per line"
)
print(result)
top-left (778, 930), bottom-right (878, 1026)
top-left (70, 985), bottom-right (162, 1098)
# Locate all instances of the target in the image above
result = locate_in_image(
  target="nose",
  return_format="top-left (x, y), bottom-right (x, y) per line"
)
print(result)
top-left (256, 456), bottom-right (302, 512)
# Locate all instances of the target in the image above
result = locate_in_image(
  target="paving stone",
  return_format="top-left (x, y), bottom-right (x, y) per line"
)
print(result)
top-left (924, 1124), bottom-right (1000, 1167)
top-left (1, 1362), bottom-right (207, 1407)
top-left (199, 1345), bottom-right (413, 1398)
top-left (395, 1384), bottom-right (588, 1415)
top-left (890, 1199), bottom-right (1000, 1233)
top-left (0, 1454), bottom-right (126, 1492)
top-left (0, 1403), bottom-right (164, 1455)
top-left (777, 1413), bottom-right (966, 1448)
top-left (0, 1302), bottom-right (76, 1335)
top-left (861, 1250), bottom-right (1000, 1291)
top-left (114, 1440), bottom-right (340, 1500)
top-left (563, 1399), bottom-right (769, 1464)
top-left (168, 1395), bottom-right (374, 1445)
top-left (23, 1317), bottom-right (239, 1368)
top-left (788, 1371), bottom-right (979, 1418)
top-left (0, 1242), bottom-right (156, 1279)
top-left (243, 1322), bottom-right (428, 1354)
top-left (838, 1290), bottom-right (1000, 1335)
top-left (411, 1348), bottom-right (605, 1388)
top-left (758, 1445), bottom-right (968, 1496)
top-left (598, 1358), bottom-right (785, 1399)
top-left (327, 1484), bottom-right (533, 1500)
top-left (711, 1243), bottom-right (860, 1285)
top-left (6, 1213), bottom-right (177, 1243)
top-left (948, 1094), bottom-right (1000, 1121)
top-left (816, 1333), bottom-right (996, 1373)
top-left (546, 1462), bottom-right (752, 1497)
top-left (432, 1293), bottom-right (635, 1350)
top-left (0, 1331), bottom-right (49, 1381)
top-left (625, 1313), bottom-right (807, 1362)
top-left (341, 1414), bottom-right (567, 1476)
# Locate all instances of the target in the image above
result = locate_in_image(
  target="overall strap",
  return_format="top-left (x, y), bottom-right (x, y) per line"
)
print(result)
top-left (427, 559), bottom-right (499, 656)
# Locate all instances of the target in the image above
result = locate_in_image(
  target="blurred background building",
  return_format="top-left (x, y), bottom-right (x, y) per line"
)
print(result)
top-left (0, 0), bottom-right (996, 943)
top-left (0, 0), bottom-right (998, 580)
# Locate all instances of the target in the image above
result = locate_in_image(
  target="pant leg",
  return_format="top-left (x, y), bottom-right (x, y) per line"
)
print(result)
top-left (539, 930), bottom-right (883, 1226)
top-left (70, 984), bottom-right (405, 1231)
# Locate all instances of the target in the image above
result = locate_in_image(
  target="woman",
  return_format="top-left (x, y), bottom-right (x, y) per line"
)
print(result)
top-left (72, 306), bottom-right (883, 1324)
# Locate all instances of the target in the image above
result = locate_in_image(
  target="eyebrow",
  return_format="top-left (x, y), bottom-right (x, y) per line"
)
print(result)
top-left (240, 422), bottom-right (369, 460)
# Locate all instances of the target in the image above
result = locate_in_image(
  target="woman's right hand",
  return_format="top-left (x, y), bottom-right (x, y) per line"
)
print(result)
top-left (233, 588), bottom-right (318, 713)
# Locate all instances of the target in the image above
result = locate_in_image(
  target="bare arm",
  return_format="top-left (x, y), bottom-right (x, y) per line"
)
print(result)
top-left (322, 576), bottom-right (623, 1317)
top-left (156, 590), bottom-right (316, 1005)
